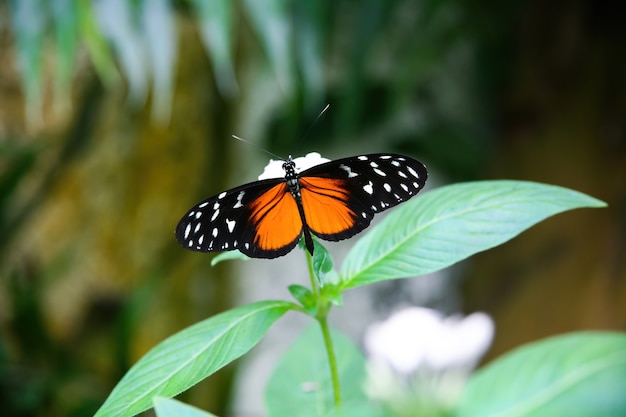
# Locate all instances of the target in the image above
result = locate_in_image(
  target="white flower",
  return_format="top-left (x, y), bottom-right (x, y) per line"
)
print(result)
top-left (258, 152), bottom-right (330, 180)
top-left (364, 307), bottom-right (494, 374)
top-left (363, 307), bottom-right (495, 413)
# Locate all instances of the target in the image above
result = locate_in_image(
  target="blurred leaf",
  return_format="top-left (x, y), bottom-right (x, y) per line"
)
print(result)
top-left (95, 0), bottom-right (148, 106)
top-left (10, 0), bottom-right (45, 126)
top-left (288, 284), bottom-right (316, 314)
top-left (265, 326), bottom-right (368, 417)
top-left (210, 250), bottom-right (250, 266)
top-left (458, 332), bottom-right (626, 417)
top-left (328, 404), bottom-right (386, 417)
top-left (142, 0), bottom-right (177, 122)
top-left (340, 181), bottom-right (607, 289)
top-left (292, 1), bottom-right (325, 101)
top-left (95, 300), bottom-right (296, 417)
top-left (0, 144), bottom-right (37, 212)
top-left (189, 0), bottom-right (238, 97)
top-left (337, 0), bottom-right (388, 134)
top-left (242, 0), bottom-right (292, 91)
top-left (50, 0), bottom-right (78, 113)
top-left (76, 0), bottom-right (119, 87)
top-left (153, 397), bottom-right (219, 417)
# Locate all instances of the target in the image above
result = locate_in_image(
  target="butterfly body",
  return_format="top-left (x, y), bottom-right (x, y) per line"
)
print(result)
top-left (176, 153), bottom-right (427, 259)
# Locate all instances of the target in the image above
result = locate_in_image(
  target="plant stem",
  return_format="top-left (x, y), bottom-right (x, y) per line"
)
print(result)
top-left (305, 251), bottom-right (342, 408)
top-left (319, 314), bottom-right (342, 407)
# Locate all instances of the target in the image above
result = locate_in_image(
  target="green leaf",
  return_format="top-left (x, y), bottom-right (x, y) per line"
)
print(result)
top-left (458, 332), bottom-right (626, 417)
top-left (76, 0), bottom-right (119, 87)
top-left (340, 181), bottom-right (606, 289)
top-left (288, 284), bottom-right (316, 314)
top-left (210, 251), bottom-right (250, 266)
top-left (153, 397), bottom-right (219, 417)
top-left (312, 239), bottom-right (338, 286)
top-left (322, 284), bottom-right (344, 307)
top-left (265, 326), bottom-right (368, 417)
top-left (95, 300), bottom-right (295, 417)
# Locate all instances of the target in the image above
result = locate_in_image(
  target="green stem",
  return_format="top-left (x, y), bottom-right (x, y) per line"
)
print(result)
top-left (319, 314), bottom-right (342, 407)
top-left (305, 251), bottom-right (341, 408)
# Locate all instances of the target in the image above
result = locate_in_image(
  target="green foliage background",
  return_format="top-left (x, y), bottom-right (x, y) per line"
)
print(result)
top-left (0, 0), bottom-right (624, 415)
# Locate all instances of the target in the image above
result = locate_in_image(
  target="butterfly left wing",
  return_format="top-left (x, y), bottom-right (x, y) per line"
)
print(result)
top-left (298, 153), bottom-right (428, 241)
top-left (175, 178), bottom-right (305, 258)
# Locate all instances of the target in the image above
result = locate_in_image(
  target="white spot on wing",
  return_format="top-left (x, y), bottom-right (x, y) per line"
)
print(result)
top-left (226, 218), bottom-right (236, 233)
top-left (401, 183), bottom-right (409, 192)
top-left (194, 223), bottom-right (201, 233)
top-left (213, 202), bottom-right (220, 210)
top-left (374, 168), bottom-right (387, 176)
top-left (212, 227), bottom-right (218, 237)
top-left (233, 191), bottom-right (245, 208)
top-left (407, 166), bottom-right (419, 178)
top-left (211, 209), bottom-right (220, 221)
top-left (391, 160), bottom-right (400, 167)
top-left (363, 181), bottom-right (374, 194)
top-left (218, 192), bottom-right (227, 199)
top-left (358, 155), bottom-right (368, 161)
top-left (383, 183), bottom-right (392, 192)
top-left (370, 161), bottom-right (379, 168)
top-left (198, 235), bottom-right (204, 245)
top-left (339, 164), bottom-right (358, 178)
top-left (398, 170), bottom-right (408, 178)
top-left (199, 202), bottom-right (209, 208)
top-left (195, 212), bottom-right (202, 219)
top-left (184, 223), bottom-right (191, 239)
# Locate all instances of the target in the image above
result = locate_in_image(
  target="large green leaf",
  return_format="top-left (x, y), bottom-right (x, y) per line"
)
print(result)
top-left (340, 181), bottom-right (606, 289)
top-left (457, 332), bottom-right (626, 417)
top-left (95, 300), bottom-right (295, 417)
top-left (265, 326), bottom-right (368, 417)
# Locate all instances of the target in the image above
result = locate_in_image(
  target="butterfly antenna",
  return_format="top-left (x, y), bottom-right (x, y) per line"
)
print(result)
top-left (231, 135), bottom-right (284, 160)
top-left (298, 103), bottom-right (330, 145)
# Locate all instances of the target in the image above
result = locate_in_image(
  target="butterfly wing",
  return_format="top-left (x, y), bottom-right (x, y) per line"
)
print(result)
top-left (175, 178), bottom-right (305, 258)
top-left (298, 153), bottom-right (428, 241)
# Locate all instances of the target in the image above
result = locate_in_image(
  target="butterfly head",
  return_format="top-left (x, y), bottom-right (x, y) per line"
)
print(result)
top-left (282, 155), bottom-right (296, 176)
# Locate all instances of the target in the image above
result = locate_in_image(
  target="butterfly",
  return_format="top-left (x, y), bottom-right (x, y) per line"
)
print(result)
top-left (175, 153), bottom-right (428, 259)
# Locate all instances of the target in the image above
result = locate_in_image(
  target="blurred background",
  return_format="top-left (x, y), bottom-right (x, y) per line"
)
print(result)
top-left (1, 0), bottom-right (625, 416)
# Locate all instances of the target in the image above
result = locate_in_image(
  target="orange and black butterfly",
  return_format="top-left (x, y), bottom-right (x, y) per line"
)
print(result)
top-left (175, 153), bottom-right (428, 259)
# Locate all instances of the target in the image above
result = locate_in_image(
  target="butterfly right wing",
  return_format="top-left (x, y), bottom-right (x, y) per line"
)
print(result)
top-left (175, 178), bottom-right (304, 258)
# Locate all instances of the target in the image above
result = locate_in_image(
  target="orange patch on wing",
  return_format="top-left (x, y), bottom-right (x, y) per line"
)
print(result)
top-left (299, 177), bottom-right (356, 235)
top-left (248, 183), bottom-right (303, 250)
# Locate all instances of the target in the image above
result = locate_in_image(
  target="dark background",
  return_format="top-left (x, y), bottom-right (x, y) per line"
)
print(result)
top-left (1, 0), bottom-right (624, 415)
